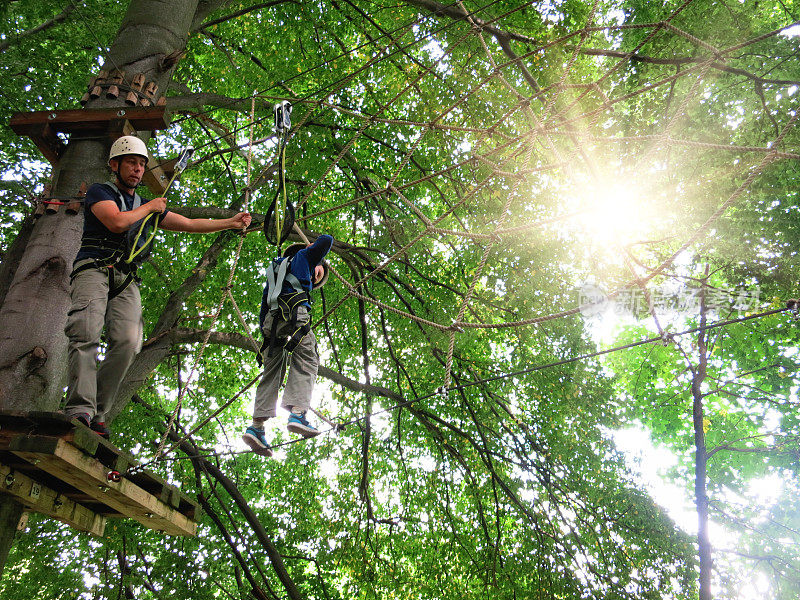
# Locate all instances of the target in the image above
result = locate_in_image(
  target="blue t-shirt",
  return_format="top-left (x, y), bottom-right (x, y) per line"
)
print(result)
top-left (76, 182), bottom-right (168, 262)
top-left (259, 234), bottom-right (334, 324)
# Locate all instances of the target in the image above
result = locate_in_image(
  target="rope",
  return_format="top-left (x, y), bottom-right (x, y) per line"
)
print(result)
top-left (130, 304), bottom-right (793, 470)
top-left (245, 92), bottom-right (255, 213)
top-left (141, 97), bottom-right (261, 471)
top-left (112, 5), bottom-right (799, 474)
top-left (147, 232), bottom-right (247, 467)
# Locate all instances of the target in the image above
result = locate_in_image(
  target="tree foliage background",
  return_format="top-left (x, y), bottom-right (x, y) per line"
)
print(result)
top-left (1, 0), bottom-right (799, 598)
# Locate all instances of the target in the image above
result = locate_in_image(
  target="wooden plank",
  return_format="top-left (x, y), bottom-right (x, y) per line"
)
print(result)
top-left (10, 437), bottom-right (196, 536)
top-left (179, 496), bottom-right (203, 521)
top-left (0, 411), bottom-right (199, 522)
top-left (0, 463), bottom-right (105, 536)
top-left (9, 107), bottom-right (168, 136)
top-left (63, 424), bottom-right (100, 456)
top-left (0, 411), bottom-right (76, 435)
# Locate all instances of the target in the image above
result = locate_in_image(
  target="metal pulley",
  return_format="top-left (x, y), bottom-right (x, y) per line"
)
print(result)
top-left (274, 101), bottom-right (292, 133)
top-left (264, 101), bottom-right (295, 246)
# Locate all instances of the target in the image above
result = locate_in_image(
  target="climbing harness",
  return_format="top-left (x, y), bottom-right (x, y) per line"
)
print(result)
top-left (70, 180), bottom-right (147, 299)
top-left (70, 148), bottom-right (193, 298)
top-left (256, 241), bottom-right (330, 362)
top-left (259, 250), bottom-right (312, 361)
top-left (263, 101), bottom-right (295, 246)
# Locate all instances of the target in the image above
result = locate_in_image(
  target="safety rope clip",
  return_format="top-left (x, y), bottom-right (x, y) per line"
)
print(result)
top-left (786, 299), bottom-right (800, 318)
top-left (274, 101), bottom-right (292, 133)
top-left (436, 385), bottom-right (449, 397)
top-left (107, 470), bottom-right (121, 483)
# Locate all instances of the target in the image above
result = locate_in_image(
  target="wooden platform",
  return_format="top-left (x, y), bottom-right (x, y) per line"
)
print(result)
top-left (9, 107), bottom-right (175, 195)
top-left (0, 412), bottom-right (200, 537)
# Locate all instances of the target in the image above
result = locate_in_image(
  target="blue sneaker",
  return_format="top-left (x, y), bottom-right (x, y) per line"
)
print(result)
top-left (242, 426), bottom-right (273, 457)
top-left (287, 411), bottom-right (320, 438)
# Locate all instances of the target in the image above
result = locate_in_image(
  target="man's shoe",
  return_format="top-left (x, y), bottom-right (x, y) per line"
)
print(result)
top-left (287, 411), bottom-right (320, 438)
top-left (90, 419), bottom-right (110, 440)
top-left (242, 426), bottom-right (273, 457)
top-left (70, 413), bottom-right (91, 428)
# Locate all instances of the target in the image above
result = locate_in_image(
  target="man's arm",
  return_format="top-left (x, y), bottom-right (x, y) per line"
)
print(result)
top-left (91, 197), bottom-right (166, 233)
top-left (160, 210), bottom-right (251, 233)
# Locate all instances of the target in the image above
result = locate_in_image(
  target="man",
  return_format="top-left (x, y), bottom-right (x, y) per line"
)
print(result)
top-left (64, 135), bottom-right (251, 437)
top-left (243, 235), bottom-right (333, 457)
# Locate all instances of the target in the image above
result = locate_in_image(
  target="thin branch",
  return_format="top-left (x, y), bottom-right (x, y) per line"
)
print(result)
top-left (193, 1), bottom-right (298, 33)
top-left (0, 4), bottom-right (76, 53)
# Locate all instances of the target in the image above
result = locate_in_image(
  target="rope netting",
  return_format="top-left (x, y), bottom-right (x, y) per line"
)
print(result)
top-left (132, 0), bottom-right (800, 466)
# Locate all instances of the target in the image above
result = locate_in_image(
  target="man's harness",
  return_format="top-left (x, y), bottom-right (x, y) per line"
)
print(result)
top-left (258, 255), bottom-right (313, 362)
top-left (70, 181), bottom-right (161, 299)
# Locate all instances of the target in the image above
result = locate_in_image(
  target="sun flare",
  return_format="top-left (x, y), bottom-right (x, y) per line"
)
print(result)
top-left (574, 181), bottom-right (655, 248)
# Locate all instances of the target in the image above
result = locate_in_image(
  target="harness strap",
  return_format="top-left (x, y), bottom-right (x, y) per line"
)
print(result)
top-left (70, 259), bottom-right (136, 300)
top-left (104, 180), bottom-right (142, 211)
top-left (266, 257), bottom-right (291, 310)
top-left (77, 181), bottom-right (141, 259)
top-left (258, 290), bottom-right (312, 359)
top-left (283, 320), bottom-right (311, 353)
top-left (108, 271), bottom-right (135, 300)
top-left (284, 272), bottom-right (303, 294)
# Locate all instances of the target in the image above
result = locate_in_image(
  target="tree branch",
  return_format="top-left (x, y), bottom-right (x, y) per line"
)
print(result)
top-left (193, 1), bottom-right (299, 33)
top-left (402, 0), bottom-right (538, 45)
top-left (0, 4), bottom-right (76, 53)
top-left (176, 431), bottom-right (302, 600)
top-left (166, 327), bottom-right (406, 402)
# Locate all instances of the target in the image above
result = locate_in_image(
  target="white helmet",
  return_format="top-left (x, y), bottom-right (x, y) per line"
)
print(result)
top-left (108, 135), bottom-right (148, 164)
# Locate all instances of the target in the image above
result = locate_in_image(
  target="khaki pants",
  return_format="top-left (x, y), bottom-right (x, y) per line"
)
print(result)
top-left (64, 265), bottom-right (143, 421)
top-left (253, 306), bottom-right (317, 419)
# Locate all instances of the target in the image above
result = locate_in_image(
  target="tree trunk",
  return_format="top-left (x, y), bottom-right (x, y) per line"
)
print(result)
top-left (0, 214), bottom-right (36, 310)
top-left (0, 498), bottom-right (24, 579)
top-left (692, 272), bottom-right (713, 600)
top-left (0, 0), bottom-right (200, 577)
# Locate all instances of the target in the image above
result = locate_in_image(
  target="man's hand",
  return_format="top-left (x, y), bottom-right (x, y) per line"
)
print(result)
top-left (313, 264), bottom-right (325, 284)
top-left (231, 212), bottom-right (252, 230)
top-left (149, 197), bottom-right (167, 214)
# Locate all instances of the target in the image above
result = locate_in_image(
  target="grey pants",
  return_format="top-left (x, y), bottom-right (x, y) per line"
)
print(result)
top-left (64, 265), bottom-right (143, 421)
top-left (253, 306), bottom-right (317, 419)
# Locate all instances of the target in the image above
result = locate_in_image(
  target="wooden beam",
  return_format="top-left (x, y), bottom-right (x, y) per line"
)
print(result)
top-left (9, 108), bottom-right (173, 194)
top-left (9, 107), bottom-right (168, 136)
top-left (0, 463), bottom-right (105, 536)
top-left (10, 437), bottom-right (196, 536)
top-left (31, 123), bottom-right (67, 164)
